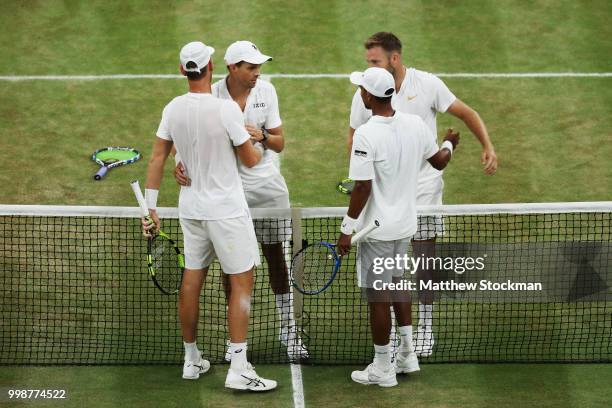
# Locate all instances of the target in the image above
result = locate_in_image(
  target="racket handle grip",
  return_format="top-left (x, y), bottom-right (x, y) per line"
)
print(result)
top-left (94, 166), bottom-right (108, 180)
top-left (351, 220), bottom-right (380, 244)
top-left (130, 180), bottom-right (150, 217)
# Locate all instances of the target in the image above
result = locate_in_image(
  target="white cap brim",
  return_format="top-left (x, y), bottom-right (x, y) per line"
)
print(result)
top-left (244, 53), bottom-right (272, 65)
top-left (350, 71), bottom-right (364, 87)
top-left (349, 69), bottom-right (394, 98)
top-left (226, 53), bottom-right (272, 65)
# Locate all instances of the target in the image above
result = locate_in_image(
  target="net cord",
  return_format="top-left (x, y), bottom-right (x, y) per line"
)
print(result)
top-left (1, 202), bottom-right (611, 218)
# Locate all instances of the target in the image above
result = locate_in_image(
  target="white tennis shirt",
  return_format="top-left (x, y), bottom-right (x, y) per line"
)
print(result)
top-left (350, 67), bottom-right (456, 186)
top-left (349, 112), bottom-right (439, 240)
top-left (156, 93), bottom-right (251, 220)
top-left (213, 77), bottom-right (283, 190)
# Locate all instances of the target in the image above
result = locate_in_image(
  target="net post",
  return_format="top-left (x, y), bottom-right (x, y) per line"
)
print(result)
top-left (291, 207), bottom-right (304, 321)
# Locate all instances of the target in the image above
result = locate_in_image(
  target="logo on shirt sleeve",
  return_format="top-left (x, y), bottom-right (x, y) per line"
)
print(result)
top-left (354, 149), bottom-right (368, 157)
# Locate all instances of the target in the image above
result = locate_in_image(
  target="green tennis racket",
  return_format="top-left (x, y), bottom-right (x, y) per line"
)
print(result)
top-left (337, 178), bottom-right (354, 195)
top-left (131, 180), bottom-right (184, 295)
top-left (93, 147), bottom-right (140, 180)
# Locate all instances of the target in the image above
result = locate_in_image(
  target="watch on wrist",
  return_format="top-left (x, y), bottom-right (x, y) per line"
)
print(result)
top-left (261, 129), bottom-right (269, 143)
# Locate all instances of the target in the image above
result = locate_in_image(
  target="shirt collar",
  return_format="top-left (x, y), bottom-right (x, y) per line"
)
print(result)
top-left (369, 114), bottom-right (395, 124)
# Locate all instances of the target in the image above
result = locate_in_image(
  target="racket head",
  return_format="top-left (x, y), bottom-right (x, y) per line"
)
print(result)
top-left (147, 231), bottom-right (184, 295)
top-left (92, 147), bottom-right (141, 168)
top-left (337, 178), bottom-right (354, 195)
top-left (291, 241), bottom-right (341, 295)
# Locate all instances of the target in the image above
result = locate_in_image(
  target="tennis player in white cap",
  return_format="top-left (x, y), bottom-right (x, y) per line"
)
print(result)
top-left (145, 40), bottom-right (277, 391)
top-left (348, 32), bottom-right (496, 357)
top-left (174, 40), bottom-right (308, 361)
top-left (338, 67), bottom-right (459, 387)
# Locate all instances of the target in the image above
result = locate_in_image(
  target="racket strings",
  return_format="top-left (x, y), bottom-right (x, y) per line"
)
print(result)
top-left (295, 244), bottom-right (338, 292)
top-left (93, 148), bottom-right (140, 166)
top-left (150, 237), bottom-right (182, 291)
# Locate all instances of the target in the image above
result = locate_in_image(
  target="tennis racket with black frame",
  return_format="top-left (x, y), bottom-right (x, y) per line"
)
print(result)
top-left (131, 180), bottom-right (184, 295)
top-left (93, 147), bottom-right (141, 180)
top-left (291, 220), bottom-right (380, 295)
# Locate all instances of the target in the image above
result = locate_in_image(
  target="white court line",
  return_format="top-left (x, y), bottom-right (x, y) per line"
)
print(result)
top-left (0, 72), bottom-right (611, 81)
top-left (272, 73), bottom-right (305, 408)
top-left (290, 363), bottom-right (306, 408)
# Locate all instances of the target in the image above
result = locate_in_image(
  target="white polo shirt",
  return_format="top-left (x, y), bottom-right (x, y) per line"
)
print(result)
top-left (213, 77), bottom-right (283, 190)
top-left (349, 112), bottom-right (438, 241)
top-left (156, 93), bottom-right (251, 220)
top-left (350, 67), bottom-right (456, 186)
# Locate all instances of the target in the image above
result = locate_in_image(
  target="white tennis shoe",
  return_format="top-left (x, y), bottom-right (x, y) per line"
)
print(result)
top-left (351, 363), bottom-right (398, 387)
top-left (182, 354), bottom-right (211, 380)
top-left (225, 363), bottom-right (277, 391)
top-left (394, 351), bottom-right (420, 374)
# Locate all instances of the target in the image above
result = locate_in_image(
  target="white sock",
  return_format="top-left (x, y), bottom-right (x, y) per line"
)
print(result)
top-left (398, 326), bottom-right (414, 353)
top-left (275, 293), bottom-right (294, 330)
top-left (373, 342), bottom-right (392, 370)
top-left (183, 341), bottom-right (200, 362)
top-left (229, 342), bottom-right (248, 371)
top-left (419, 303), bottom-right (433, 330)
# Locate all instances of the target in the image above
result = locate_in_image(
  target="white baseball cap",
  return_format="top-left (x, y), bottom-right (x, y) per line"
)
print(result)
top-left (350, 67), bottom-right (395, 98)
top-left (224, 41), bottom-right (272, 65)
top-left (180, 41), bottom-right (215, 73)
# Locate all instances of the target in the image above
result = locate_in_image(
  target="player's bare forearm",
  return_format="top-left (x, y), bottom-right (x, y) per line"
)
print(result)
top-left (235, 140), bottom-right (262, 168)
top-left (245, 124), bottom-right (284, 153)
top-left (145, 138), bottom-right (173, 189)
top-left (347, 180), bottom-right (371, 219)
top-left (447, 99), bottom-right (497, 174)
top-left (428, 128), bottom-right (460, 171)
top-left (347, 127), bottom-right (356, 156)
top-left (462, 109), bottom-right (497, 174)
top-left (428, 150), bottom-right (451, 170)
top-left (448, 100), bottom-right (491, 147)
top-left (337, 179), bottom-right (371, 256)
top-left (263, 127), bottom-right (284, 153)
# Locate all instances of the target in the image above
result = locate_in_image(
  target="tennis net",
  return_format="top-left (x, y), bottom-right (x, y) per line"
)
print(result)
top-left (1, 202), bottom-right (610, 365)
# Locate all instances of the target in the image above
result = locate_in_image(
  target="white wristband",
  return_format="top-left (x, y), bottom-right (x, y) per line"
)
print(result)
top-left (341, 215), bottom-right (357, 235)
top-left (174, 152), bottom-right (182, 166)
top-left (145, 189), bottom-right (159, 210)
top-left (441, 140), bottom-right (454, 155)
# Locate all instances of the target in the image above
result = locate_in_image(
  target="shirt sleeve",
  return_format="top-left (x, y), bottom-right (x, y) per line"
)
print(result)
top-left (156, 104), bottom-right (172, 141)
top-left (349, 89), bottom-right (372, 130)
top-left (430, 74), bottom-right (456, 113)
top-left (349, 129), bottom-right (375, 181)
top-left (264, 84), bottom-right (282, 129)
top-left (220, 100), bottom-right (251, 146)
top-left (420, 119), bottom-right (439, 160)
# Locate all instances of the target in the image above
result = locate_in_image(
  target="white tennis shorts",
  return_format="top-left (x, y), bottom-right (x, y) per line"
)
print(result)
top-left (244, 174), bottom-right (291, 244)
top-left (180, 213), bottom-right (261, 274)
top-left (356, 238), bottom-right (412, 289)
top-left (414, 177), bottom-right (445, 241)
